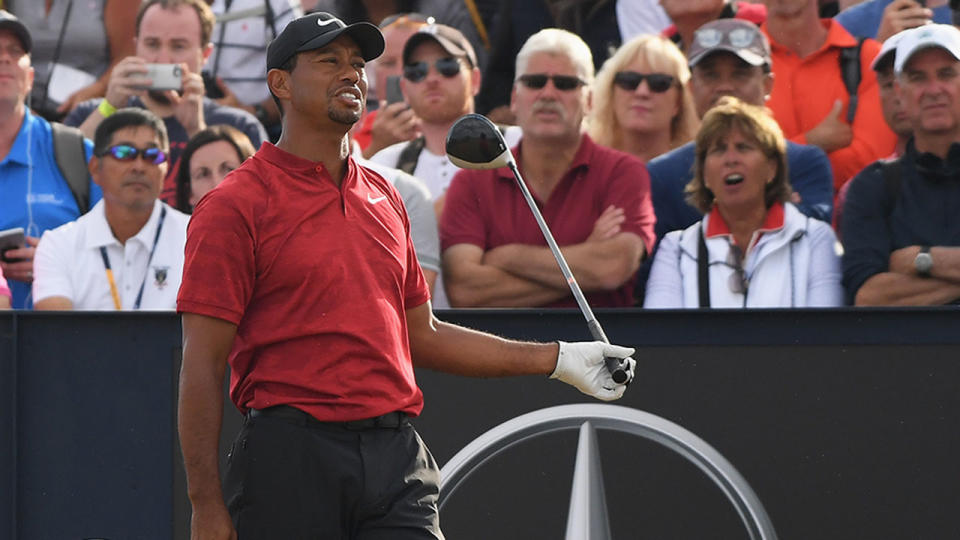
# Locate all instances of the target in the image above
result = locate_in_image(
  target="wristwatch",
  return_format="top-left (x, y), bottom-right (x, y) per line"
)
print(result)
top-left (914, 246), bottom-right (933, 277)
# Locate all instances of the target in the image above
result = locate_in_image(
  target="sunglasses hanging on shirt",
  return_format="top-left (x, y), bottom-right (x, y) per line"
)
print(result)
top-left (403, 57), bottom-right (463, 82)
top-left (516, 74), bottom-right (587, 91)
top-left (613, 71), bottom-right (676, 93)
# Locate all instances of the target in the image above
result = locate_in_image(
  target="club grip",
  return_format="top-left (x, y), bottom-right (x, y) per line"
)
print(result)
top-left (604, 356), bottom-right (630, 384)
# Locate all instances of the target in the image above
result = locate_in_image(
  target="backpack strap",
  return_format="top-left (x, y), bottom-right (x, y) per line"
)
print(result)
top-left (697, 222), bottom-right (711, 308)
top-left (50, 122), bottom-right (90, 214)
top-left (880, 158), bottom-right (902, 218)
top-left (839, 38), bottom-right (866, 124)
top-left (396, 136), bottom-right (426, 175)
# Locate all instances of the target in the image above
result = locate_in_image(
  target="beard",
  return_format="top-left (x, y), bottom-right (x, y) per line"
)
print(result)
top-left (147, 89), bottom-right (173, 105)
top-left (328, 103), bottom-right (361, 125)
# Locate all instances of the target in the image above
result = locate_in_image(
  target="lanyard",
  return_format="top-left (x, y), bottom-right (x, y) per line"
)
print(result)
top-left (99, 206), bottom-right (168, 310)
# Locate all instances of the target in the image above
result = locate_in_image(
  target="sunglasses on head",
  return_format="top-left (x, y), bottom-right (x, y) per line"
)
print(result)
top-left (98, 144), bottom-right (168, 165)
top-left (379, 12), bottom-right (435, 29)
top-left (403, 57), bottom-right (462, 82)
top-left (516, 74), bottom-right (586, 91)
top-left (613, 71), bottom-right (676, 93)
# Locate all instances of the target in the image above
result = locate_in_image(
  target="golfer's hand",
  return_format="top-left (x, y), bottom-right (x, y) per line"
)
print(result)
top-left (551, 341), bottom-right (636, 401)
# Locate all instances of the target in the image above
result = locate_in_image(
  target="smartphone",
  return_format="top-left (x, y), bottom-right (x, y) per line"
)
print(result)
top-left (202, 70), bottom-right (225, 99)
top-left (145, 63), bottom-right (183, 91)
top-left (385, 75), bottom-right (404, 105)
top-left (0, 227), bottom-right (25, 263)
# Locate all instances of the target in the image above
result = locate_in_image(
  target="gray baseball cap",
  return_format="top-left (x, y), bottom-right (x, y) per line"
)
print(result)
top-left (688, 19), bottom-right (770, 69)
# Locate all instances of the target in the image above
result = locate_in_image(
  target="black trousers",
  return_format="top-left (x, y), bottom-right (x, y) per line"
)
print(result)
top-left (224, 406), bottom-right (444, 540)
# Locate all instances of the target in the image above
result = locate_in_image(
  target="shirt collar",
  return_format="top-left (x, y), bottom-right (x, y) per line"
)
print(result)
top-left (905, 138), bottom-right (960, 182)
top-left (257, 141), bottom-right (356, 188)
top-left (705, 202), bottom-right (786, 250)
top-left (3, 110), bottom-right (40, 167)
top-left (496, 133), bottom-right (595, 180)
top-left (86, 199), bottom-right (166, 249)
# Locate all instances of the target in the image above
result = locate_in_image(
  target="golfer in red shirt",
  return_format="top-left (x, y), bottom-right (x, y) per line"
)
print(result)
top-left (176, 12), bottom-right (636, 540)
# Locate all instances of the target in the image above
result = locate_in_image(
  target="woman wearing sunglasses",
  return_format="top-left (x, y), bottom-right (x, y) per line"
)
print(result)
top-left (644, 97), bottom-right (843, 308)
top-left (174, 125), bottom-right (256, 213)
top-left (588, 34), bottom-right (700, 163)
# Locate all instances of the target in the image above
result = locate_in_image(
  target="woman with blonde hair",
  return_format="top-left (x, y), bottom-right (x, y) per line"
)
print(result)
top-left (644, 97), bottom-right (843, 308)
top-left (589, 34), bottom-right (700, 162)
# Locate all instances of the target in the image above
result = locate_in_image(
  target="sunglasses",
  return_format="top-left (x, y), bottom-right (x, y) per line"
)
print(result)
top-left (403, 57), bottom-right (462, 82)
top-left (98, 144), bottom-right (168, 165)
top-left (516, 74), bottom-right (587, 91)
top-left (725, 244), bottom-right (750, 295)
top-left (613, 71), bottom-right (676, 93)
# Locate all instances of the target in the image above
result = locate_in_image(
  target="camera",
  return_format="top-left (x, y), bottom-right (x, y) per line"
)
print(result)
top-left (144, 64), bottom-right (183, 91)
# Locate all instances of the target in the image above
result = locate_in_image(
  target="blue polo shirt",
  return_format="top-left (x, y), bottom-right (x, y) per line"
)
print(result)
top-left (841, 140), bottom-right (960, 304)
top-left (835, 0), bottom-right (952, 40)
top-left (0, 109), bottom-right (100, 309)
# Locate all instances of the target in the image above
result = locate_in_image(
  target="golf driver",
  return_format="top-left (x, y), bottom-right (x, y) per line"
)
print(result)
top-left (445, 113), bottom-right (633, 384)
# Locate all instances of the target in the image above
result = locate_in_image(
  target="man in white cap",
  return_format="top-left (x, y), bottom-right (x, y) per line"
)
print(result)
top-left (841, 24), bottom-right (960, 306)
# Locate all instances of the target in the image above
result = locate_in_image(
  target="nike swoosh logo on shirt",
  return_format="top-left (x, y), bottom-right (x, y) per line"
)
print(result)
top-left (368, 194), bottom-right (387, 204)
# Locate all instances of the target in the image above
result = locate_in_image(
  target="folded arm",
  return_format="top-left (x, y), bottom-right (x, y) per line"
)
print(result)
top-left (854, 246), bottom-right (960, 306)
top-left (483, 232), bottom-right (645, 292)
top-left (442, 243), bottom-right (571, 307)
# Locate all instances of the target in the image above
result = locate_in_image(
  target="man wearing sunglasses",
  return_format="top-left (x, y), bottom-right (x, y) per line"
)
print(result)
top-left (369, 23), bottom-right (521, 308)
top-left (177, 13), bottom-right (635, 539)
top-left (32, 108), bottom-right (190, 310)
top-left (647, 19), bottom-right (834, 245)
top-left (440, 28), bottom-right (655, 308)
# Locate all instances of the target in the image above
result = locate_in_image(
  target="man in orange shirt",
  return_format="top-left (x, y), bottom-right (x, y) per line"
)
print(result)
top-left (762, 0), bottom-right (897, 191)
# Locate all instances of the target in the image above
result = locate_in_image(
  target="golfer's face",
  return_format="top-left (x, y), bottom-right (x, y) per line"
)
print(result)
top-left (291, 36), bottom-right (368, 125)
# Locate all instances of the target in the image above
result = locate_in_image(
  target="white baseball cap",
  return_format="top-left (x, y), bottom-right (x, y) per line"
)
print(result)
top-left (894, 24), bottom-right (960, 75)
top-left (871, 29), bottom-right (909, 72)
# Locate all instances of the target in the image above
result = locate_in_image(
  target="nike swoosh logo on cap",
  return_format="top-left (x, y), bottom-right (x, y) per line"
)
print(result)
top-left (317, 18), bottom-right (339, 27)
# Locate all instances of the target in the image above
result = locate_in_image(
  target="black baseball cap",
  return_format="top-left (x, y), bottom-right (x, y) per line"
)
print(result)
top-left (0, 10), bottom-right (32, 54)
top-left (267, 12), bottom-right (384, 71)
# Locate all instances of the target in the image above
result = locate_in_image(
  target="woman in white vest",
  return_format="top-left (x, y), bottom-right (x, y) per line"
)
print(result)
top-left (645, 96), bottom-right (843, 308)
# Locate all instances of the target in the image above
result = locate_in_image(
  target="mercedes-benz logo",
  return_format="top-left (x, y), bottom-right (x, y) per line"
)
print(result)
top-left (439, 404), bottom-right (777, 540)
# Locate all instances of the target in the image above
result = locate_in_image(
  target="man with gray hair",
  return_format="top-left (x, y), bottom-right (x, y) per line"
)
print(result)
top-left (440, 28), bottom-right (656, 308)
top-left (841, 24), bottom-right (960, 305)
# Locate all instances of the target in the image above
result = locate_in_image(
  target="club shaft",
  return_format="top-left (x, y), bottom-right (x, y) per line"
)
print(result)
top-left (506, 162), bottom-right (628, 384)
top-left (507, 163), bottom-right (600, 335)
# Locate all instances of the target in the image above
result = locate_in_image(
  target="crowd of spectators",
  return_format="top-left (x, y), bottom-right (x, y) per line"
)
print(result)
top-left (2, 0), bottom-right (959, 311)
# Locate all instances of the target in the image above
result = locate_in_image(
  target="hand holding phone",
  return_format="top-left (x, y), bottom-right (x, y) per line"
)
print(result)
top-left (0, 228), bottom-right (25, 263)
top-left (385, 75), bottom-right (404, 105)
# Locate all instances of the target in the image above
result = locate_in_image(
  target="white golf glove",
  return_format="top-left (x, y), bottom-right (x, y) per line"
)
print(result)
top-left (550, 341), bottom-right (636, 401)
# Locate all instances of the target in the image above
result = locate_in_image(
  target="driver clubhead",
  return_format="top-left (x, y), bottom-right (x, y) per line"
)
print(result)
top-left (445, 113), bottom-right (514, 170)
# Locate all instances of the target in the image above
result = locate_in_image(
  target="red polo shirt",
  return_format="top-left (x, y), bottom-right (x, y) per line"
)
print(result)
top-left (177, 143), bottom-right (429, 421)
top-left (440, 134), bottom-right (656, 307)
top-left (764, 19), bottom-right (896, 191)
